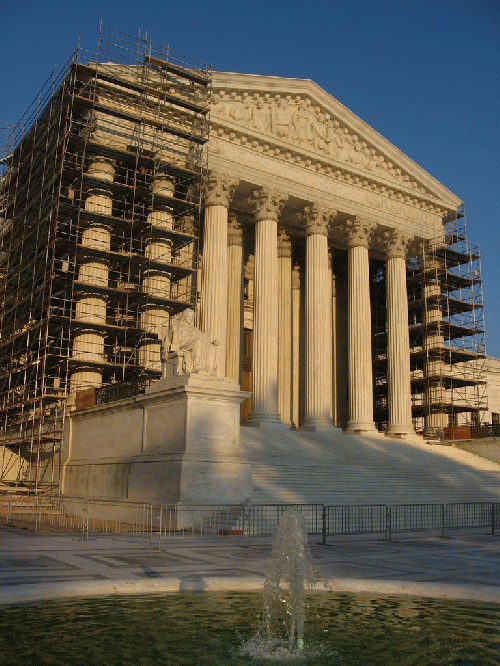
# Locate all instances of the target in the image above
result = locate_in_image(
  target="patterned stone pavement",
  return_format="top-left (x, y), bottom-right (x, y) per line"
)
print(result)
top-left (1, 525), bottom-right (500, 604)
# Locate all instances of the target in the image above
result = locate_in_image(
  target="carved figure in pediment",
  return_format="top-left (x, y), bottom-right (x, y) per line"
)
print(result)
top-left (272, 97), bottom-right (292, 139)
top-left (229, 96), bottom-right (253, 124)
top-left (323, 114), bottom-right (344, 157)
top-left (365, 151), bottom-right (384, 173)
top-left (347, 135), bottom-right (371, 169)
top-left (161, 308), bottom-right (219, 377)
top-left (291, 99), bottom-right (313, 144)
top-left (311, 107), bottom-right (328, 151)
top-left (250, 99), bottom-right (271, 133)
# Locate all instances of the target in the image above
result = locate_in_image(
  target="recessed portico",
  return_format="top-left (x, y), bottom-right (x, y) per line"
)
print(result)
top-left (199, 72), bottom-right (463, 435)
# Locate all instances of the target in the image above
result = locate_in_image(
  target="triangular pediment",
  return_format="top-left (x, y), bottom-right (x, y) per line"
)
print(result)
top-left (210, 72), bottom-right (461, 212)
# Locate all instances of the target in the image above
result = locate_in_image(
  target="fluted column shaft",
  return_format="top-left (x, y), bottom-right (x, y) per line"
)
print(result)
top-left (249, 187), bottom-right (287, 424)
top-left (200, 204), bottom-right (228, 377)
top-left (291, 264), bottom-right (301, 428)
top-left (250, 217), bottom-right (280, 421)
top-left (344, 218), bottom-right (377, 433)
top-left (386, 253), bottom-right (414, 435)
top-left (303, 207), bottom-right (333, 427)
top-left (278, 230), bottom-right (292, 424)
top-left (226, 217), bottom-right (244, 384)
top-left (200, 172), bottom-right (238, 379)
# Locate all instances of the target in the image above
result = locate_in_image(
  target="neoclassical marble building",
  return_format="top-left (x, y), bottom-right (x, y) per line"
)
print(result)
top-left (0, 33), bottom-right (486, 494)
top-left (199, 72), bottom-right (464, 437)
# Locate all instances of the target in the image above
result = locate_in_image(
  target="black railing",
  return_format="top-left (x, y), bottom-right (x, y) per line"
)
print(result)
top-left (471, 424), bottom-right (500, 439)
top-left (95, 378), bottom-right (157, 405)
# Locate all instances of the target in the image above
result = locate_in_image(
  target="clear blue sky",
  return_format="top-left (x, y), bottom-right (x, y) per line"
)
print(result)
top-left (1, 0), bottom-right (499, 354)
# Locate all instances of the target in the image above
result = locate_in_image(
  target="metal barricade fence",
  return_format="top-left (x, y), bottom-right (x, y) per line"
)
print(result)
top-left (5, 496), bottom-right (85, 532)
top-left (81, 499), bottom-right (156, 544)
top-left (3, 498), bottom-right (500, 543)
top-left (389, 504), bottom-right (445, 539)
top-left (446, 502), bottom-right (495, 534)
top-left (324, 505), bottom-right (388, 543)
top-left (246, 504), bottom-right (324, 537)
top-left (158, 504), bottom-right (246, 548)
top-left (495, 504), bottom-right (500, 534)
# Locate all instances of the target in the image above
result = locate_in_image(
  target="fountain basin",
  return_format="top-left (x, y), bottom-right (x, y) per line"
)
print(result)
top-left (1, 576), bottom-right (500, 607)
top-left (1, 588), bottom-right (500, 665)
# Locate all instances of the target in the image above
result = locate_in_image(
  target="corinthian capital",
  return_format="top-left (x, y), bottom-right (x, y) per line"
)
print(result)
top-left (342, 216), bottom-right (376, 249)
top-left (303, 204), bottom-right (336, 237)
top-left (203, 171), bottom-right (239, 207)
top-left (250, 186), bottom-right (288, 221)
top-left (381, 228), bottom-right (411, 259)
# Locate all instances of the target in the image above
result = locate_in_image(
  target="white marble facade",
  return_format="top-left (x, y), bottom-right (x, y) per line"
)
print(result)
top-left (201, 72), bottom-right (463, 436)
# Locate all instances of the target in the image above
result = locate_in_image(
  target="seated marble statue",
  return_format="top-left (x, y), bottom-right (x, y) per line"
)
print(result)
top-left (161, 308), bottom-right (219, 377)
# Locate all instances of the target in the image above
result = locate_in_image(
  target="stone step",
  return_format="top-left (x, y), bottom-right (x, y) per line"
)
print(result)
top-left (241, 425), bottom-right (500, 506)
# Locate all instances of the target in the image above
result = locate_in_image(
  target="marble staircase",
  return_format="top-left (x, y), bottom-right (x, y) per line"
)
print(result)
top-left (240, 424), bottom-right (500, 506)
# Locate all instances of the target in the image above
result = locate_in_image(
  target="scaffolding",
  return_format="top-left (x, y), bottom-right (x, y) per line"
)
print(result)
top-left (371, 206), bottom-right (486, 435)
top-left (407, 206), bottom-right (487, 435)
top-left (0, 24), bottom-right (211, 491)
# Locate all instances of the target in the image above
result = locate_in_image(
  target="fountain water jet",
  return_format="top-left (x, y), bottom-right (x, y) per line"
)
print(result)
top-left (262, 507), bottom-right (315, 652)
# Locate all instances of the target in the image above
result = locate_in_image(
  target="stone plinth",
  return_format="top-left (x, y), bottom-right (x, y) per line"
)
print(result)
top-left (62, 374), bottom-right (251, 504)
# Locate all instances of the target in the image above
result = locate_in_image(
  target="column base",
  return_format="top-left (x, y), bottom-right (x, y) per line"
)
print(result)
top-left (245, 412), bottom-right (282, 427)
top-left (301, 417), bottom-right (340, 432)
top-left (344, 420), bottom-right (378, 434)
top-left (386, 424), bottom-right (415, 439)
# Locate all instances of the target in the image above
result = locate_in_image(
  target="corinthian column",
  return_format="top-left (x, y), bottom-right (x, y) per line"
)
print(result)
top-left (303, 204), bottom-right (334, 428)
top-left (70, 157), bottom-right (114, 398)
top-left (384, 230), bottom-right (414, 436)
top-left (291, 263), bottom-right (301, 428)
top-left (248, 187), bottom-right (288, 424)
top-left (226, 215), bottom-right (244, 384)
top-left (278, 228), bottom-right (292, 424)
top-left (343, 217), bottom-right (377, 433)
top-left (139, 173), bottom-right (175, 371)
top-left (200, 171), bottom-right (238, 378)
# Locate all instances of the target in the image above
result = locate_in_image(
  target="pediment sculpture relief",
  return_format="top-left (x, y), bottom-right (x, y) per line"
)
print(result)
top-left (211, 93), bottom-right (423, 193)
top-left (161, 308), bottom-right (219, 377)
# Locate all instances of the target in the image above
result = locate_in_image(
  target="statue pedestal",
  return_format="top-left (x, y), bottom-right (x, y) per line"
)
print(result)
top-left (62, 373), bottom-right (252, 505)
top-left (131, 373), bottom-right (251, 503)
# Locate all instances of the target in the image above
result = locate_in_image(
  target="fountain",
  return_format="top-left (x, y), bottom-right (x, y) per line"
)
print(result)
top-left (2, 508), bottom-right (500, 664)
top-left (264, 508), bottom-right (315, 649)
top-left (239, 507), bottom-right (317, 660)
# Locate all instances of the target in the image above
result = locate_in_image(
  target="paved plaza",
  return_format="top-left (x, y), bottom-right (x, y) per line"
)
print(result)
top-left (1, 525), bottom-right (500, 606)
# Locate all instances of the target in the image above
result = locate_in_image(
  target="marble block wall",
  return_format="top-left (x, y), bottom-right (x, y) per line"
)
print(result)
top-left (61, 374), bottom-right (252, 504)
